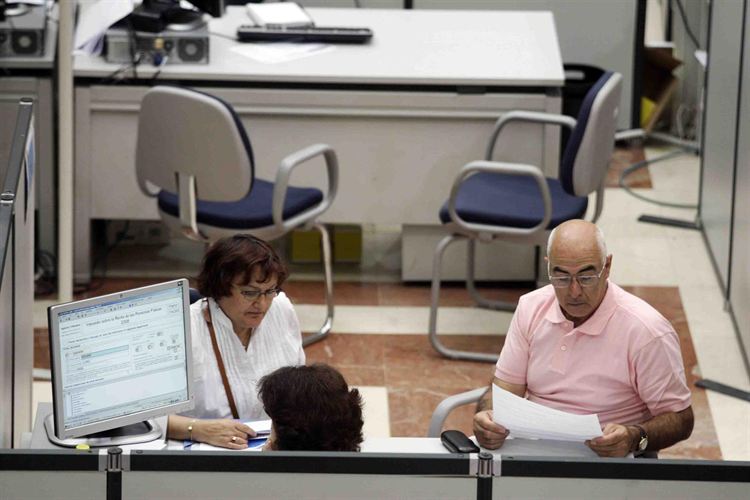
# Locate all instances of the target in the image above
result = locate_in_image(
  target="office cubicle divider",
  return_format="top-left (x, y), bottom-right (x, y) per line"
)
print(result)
top-left (3, 448), bottom-right (749, 500)
top-left (0, 449), bottom-right (103, 500)
top-left (0, 99), bottom-right (35, 448)
top-left (701, 0), bottom-right (750, 372)
top-left (499, 456), bottom-right (750, 498)
top-left (124, 450), bottom-right (485, 499)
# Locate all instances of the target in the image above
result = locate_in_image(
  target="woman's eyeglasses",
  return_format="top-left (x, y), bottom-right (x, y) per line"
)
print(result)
top-left (233, 285), bottom-right (280, 301)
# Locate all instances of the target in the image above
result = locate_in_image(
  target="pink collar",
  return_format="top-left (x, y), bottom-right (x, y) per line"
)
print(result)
top-left (544, 281), bottom-right (618, 336)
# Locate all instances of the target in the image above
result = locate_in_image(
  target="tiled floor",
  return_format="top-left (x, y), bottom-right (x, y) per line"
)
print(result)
top-left (33, 146), bottom-right (749, 460)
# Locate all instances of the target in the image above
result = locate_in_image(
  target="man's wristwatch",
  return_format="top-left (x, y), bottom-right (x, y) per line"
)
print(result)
top-left (631, 424), bottom-right (648, 453)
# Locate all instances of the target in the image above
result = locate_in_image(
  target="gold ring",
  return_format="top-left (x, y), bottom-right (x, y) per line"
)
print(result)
top-left (231, 436), bottom-right (237, 442)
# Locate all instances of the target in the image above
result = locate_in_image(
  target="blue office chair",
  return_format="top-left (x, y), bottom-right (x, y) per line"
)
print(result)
top-left (429, 71), bottom-right (622, 362)
top-left (135, 86), bottom-right (339, 346)
top-left (189, 288), bottom-right (203, 305)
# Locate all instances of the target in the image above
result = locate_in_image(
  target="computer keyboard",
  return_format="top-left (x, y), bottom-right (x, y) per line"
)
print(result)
top-left (236, 25), bottom-right (373, 44)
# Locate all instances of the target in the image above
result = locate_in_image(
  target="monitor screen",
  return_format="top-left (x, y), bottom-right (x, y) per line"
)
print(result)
top-left (48, 279), bottom-right (194, 440)
top-left (185, 0), bottom-right (225, 17)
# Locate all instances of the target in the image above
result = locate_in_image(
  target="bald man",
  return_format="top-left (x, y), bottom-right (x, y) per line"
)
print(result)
top-left (474, 220), bottom-right (693, 457)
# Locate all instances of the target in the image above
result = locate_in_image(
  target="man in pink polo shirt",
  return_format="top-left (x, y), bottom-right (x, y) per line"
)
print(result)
top-left (473, 220), bottom-right (693, 457)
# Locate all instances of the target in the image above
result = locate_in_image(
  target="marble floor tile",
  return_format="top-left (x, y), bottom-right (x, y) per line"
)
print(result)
top-left (678, 286), bottom-right (737, 339)
top-left (283, 280), bottom-right (529, 307)
top-left (688, 330), bottom-right (750, 389)
top-left (33, 299), bottom-right (55, 329)
top-left (605, 236), bottom-right (678, 286)
top-left (376, 283), bottom-right (528, 308)
top-left (356, 386), bottom-right (391, 439)
top-left (705, 391), bottom-right (750, 461)
top-left (595, 190), bottom-right (671, 240)
top-left (34, 329), bottom-right (50, 370)
top-left (601, 185), bottom-right (664, 214)
top-left (606, 145), bottom-right (650, 188)
top-left (388, 386), bottom-right (479, 438)
top-left (667, 237), bottom-right (725, 290)
top-left (647, 150), bottom-right (701, 195)
top-left (295, 304), bottom-right (513, 335)
top-left (285, 281), bottom-right (381, 305)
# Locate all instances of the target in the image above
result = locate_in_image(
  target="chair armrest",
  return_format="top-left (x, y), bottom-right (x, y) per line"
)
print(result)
top-left (447, 160), bottom-right (552, 240)
top-left (485, 111), bottom-right (577, 161)
top-left (272, 144), bottom-right (339, 232)
top-left (427, 387), bottom-right (488, 438)
top-left (137, 178), bottom-right (160, 198)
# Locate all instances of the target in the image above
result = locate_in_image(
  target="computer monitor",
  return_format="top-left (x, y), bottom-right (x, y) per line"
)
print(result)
top-left (45, 279), bottom-right (194, 447)
top-left (130, 0), bottom-right (225, 32)
top-left (185, 0), bottom-right (225, 18)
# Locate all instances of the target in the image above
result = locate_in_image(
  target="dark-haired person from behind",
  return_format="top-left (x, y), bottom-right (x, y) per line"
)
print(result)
top-left (259, 364), bottom-right (364, 452)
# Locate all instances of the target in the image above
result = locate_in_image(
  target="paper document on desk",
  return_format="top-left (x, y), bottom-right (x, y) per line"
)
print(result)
top-left (246, 2), bottom-right (314, 28)
top-left (231, 43), bottom-right (334, 64)
top-left (244, 419), bottom-right (272, 436)
top-left (492, 385), bottom-right (602, 442)
top-left (74, 0), bottom-right (135, 55)
top-left (192, 439), bottom-right (266, 452)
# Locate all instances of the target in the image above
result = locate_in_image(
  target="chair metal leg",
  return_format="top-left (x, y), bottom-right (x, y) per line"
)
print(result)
top-left (466, 239), bottom-right (517, 312)
top-left (302, 222), bottom-right (334, 347)
top-left (428, 234), bottom-right (498, 363)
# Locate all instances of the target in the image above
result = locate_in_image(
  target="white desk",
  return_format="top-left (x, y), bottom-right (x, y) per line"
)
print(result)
top-left (73, 7), bottom-right (564, 282)
top-left (360, 436), bottom-right (598, 458)
top-left (31, 403), bottom-right (597, 458)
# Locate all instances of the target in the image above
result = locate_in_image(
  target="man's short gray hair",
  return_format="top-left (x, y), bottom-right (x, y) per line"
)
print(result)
top-left (547, 225), bottom-right (608, 266)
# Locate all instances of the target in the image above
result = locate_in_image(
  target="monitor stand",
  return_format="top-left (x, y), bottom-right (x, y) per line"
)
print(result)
top-left (44, 414), bottom-right (163, 448)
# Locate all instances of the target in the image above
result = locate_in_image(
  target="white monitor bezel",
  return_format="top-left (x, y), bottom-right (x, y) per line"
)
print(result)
top-left (47, 278), bottom-right (194, 440)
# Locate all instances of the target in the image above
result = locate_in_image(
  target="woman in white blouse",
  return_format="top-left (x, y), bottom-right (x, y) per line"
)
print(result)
top-left (167, 235), bottom-right (305, 449)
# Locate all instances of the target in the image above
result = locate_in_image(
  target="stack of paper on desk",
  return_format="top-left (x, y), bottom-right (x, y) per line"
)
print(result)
top-left (246, 419), bottom-right (272, 436)
top-left (492, 385), bottom-right (603, 442)
top-left (245, 2), bottom-right (314, 28)
top-left (186, 419), bottom-right (271, 451)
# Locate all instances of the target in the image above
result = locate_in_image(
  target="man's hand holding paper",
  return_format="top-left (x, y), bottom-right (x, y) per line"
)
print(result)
top-left (473, 410), bottom-right (510, 449)
top-left (586, 423), bottom-right (635, 457)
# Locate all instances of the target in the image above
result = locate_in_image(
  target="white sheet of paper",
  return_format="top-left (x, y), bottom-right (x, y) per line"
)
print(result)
top-left (7, 0), bottom-right (47, 5)
top-left (74, 0), bottom-right (134, 55)
top-left (244, 419), bottom-right (272, 436)
top-left (192, 441), bottom-right (264, 452)
top-left (230, 42), bottom-right (333, 64)
top-left (245, 3), bottom-right (313, 27)
top-left (492, 385), bottom-right (603, 442)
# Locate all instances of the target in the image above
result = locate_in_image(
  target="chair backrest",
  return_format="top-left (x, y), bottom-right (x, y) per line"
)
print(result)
top-left (189, 287), bottom-right (204, 304)
top-left (135, 86), bottom-right (254, 202)
top-left (559, 72), bottom-right (623, 197)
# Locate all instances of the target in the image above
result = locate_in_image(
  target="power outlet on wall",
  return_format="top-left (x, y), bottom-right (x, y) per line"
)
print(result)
top-left (106, 220), bottom-right (170, 246)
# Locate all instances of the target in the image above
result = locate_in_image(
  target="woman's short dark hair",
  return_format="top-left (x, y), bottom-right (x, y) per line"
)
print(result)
top-left (197, 234), bottom-right (288, 299)
top-left (259, 364), bottom-right (364, 452)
